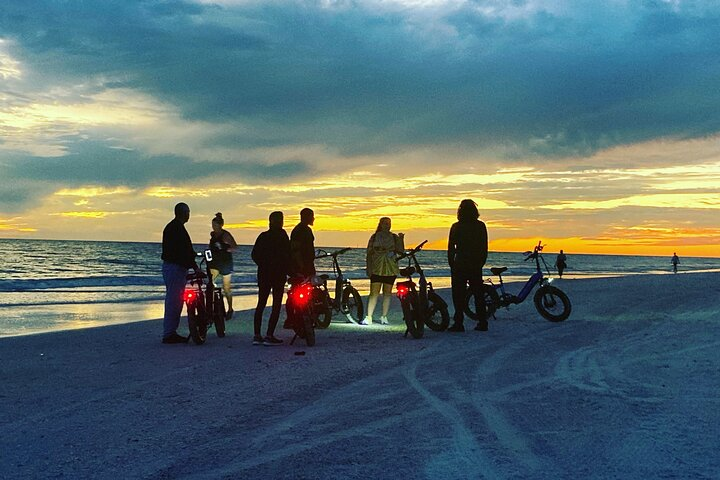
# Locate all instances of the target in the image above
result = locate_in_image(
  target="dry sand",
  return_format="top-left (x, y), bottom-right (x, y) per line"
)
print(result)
top-left (1, 273), bottom-right (719, 479)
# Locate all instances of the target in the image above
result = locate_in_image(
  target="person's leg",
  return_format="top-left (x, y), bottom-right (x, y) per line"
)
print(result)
top-left (380, 282), bottom-right (393, 319)
top-left (222, 273), bottom-right (233, 312)
top-left (450, 271), bottom-right (468, 327)
top-left (163, 262), bottom-right (187, 339)
top-left (365, 282), bottom-right (382, 323)
top-left (469, 275), bottom-right (487, 331)
top-left (254, 279), bottom-right (272, 337)
top-left (266, 277), bottom-right (286, 337)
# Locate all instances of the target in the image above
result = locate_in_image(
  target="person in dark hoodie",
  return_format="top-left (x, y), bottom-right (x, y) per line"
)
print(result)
top-left (251, 211), bottom-right (291, 346)
top-left (447, 199), bottom-right (489, 332)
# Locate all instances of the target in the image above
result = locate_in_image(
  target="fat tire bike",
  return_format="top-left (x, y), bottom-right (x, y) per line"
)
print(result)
top-left (285, 275), bottom-right (327, 347)
top-left (395, 240), bottom-right (450, 338)
top-left (184, 250), bottom-right (226, 345)
top-left (464, 241), bottom-right (572, 323)
top-left (313, 247), bottom-right (364, 327)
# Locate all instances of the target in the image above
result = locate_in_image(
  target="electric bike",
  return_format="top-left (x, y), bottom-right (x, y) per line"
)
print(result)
top-left (184, 250), bottom-right (226, 345)
top-left (313, 247), bottom-right (363, 327)
top-left (285, 275), bottom-right (326, 347)
top-left (395, 240), bottom-right (450, 338)
top-left (464, 241), bottom-right (572, 322)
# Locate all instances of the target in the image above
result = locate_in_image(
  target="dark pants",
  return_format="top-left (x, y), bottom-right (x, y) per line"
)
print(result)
top-left (451, 269), bottom-right (486, 326)
top-left (254, 276), bottom-right (286, 336)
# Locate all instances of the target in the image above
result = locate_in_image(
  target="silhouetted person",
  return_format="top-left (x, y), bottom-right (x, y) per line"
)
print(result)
top-left (555, 250), bottom-right (567, 278)
top-left (448, 199), bottom-right (488, 332)
top-left (251, 211), bottom-right (291, 346)
top-left (161, 202), bottom-right (199, 344)
top-left (671, 253), bottom-right (680, 273)
top-left (290, 208), bottom-right (316, 277)
top-left (362, 216), bottom-right (404, 325)
top-left (208, 212), bottom-right (238, 320)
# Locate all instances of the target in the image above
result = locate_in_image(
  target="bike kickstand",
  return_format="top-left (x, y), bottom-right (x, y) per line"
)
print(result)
top-left (290, 333), bottom-right (298, 346)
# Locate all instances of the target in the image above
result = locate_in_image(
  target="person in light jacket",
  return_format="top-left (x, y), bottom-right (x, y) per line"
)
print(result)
top-left (362, 217), bottom-right (404, 325)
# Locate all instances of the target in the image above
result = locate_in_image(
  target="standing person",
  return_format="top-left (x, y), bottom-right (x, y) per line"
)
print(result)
top-left (290, 208), bottom-right (316, 278)
top-left (251, 211), bottom-right (291, 346)
top-left (208, 212), bottom-right (238, 320)
top-left (555, 249), bottom-right (567, 278)
top-left (161, 202), bottom-right (199, 344)
top-left (447, 199), bottom-right (488, 332)
top-left (671, 252), bottom-right (680, 273)
top-left (362, 217), bottom-right (404, 325)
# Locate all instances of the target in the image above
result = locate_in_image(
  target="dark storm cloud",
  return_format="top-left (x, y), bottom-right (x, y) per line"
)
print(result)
top-left (2, 0), bottom-right (720, 156)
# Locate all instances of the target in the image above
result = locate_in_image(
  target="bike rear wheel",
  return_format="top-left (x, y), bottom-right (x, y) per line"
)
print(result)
top-left (304, 313), bottom-right (316, 346)
top-left (464, 284), bottom-right (500, 321)
top-left (425, 292), bottom-right (450, 331)
top-left (187, 303), bottom-right (207, 345)
top-left (533, 285), bottom-right (571, 322)
top-left (341, 286), bottom-right (364, 323)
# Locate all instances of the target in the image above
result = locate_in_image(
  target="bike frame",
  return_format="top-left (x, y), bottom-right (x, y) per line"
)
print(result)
top-left (315, 248), bottom-right (354, 313)
top-left (396, 241), bottom-right (432, 314)
top-left (487, 242), bottom-right (553, 306)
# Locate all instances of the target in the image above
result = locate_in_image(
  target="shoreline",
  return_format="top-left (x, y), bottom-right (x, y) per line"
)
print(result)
top-left (0, 269), bottom-right (715, 339)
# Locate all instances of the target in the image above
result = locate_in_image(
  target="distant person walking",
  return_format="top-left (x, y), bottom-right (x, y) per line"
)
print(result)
top-left (161, 202), bottom-right (199, 344)
top-left (671, 252), bottom-right (680, 273)
top-left (208, 212), bottom-right (238, 320)
top-left (448, 199), bottom-right (489, 332)
top-left (362, 217), bottom-right (404, 325)
top-left (290, 208), bottom-right (316, 278)
top-left (555, 250), bottom-right (567, 278)
top-left (251, 211), bottom-right (291, 346)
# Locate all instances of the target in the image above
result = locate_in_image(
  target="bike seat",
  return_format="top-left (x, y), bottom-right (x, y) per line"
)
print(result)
top-left (490, 267), bottom-right (508, 276)
top-left (399, 266), bottom-right (416, 277)
top-left (186, 271), bottom-right (207, 280)
top-left (288, 275), bottom-right (307, 285)
top-left (317, 274), bottom-right (330, 281)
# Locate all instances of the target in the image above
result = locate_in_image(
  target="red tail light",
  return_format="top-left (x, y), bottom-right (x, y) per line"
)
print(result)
top-left (396, 285), bottom-right (408, 297)
top-left (184, 289), bottom-right (196, 303)
top-left (290, 284), bottom-right (313, 306)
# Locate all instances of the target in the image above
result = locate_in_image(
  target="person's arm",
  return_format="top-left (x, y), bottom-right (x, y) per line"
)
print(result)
top-left (251, 233), bottom-right (263, 266)
top-left (447, 224), bottom-right (456, 269)
top-left (394, 233), bottom-right (405, 254)
top-left (478, 221), bottom-right (488, 268)
top-left (223, 230), bottom-right (238, 251)
top-left (290, 230), bottom-right (305, 273)
top-left (366, 234), bottom-right (374, 276)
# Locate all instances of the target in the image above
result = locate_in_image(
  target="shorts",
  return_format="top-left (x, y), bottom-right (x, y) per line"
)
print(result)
top-left (210, 260), bottom-right (233, 276)
top-left (370, 274), bottom-right (396, 285)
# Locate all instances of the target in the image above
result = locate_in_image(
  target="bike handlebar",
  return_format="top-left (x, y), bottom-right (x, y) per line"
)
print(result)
top-left (315, 247), bottom-right (351, 259)
top-left (397, 240), bottom-right (428, 261)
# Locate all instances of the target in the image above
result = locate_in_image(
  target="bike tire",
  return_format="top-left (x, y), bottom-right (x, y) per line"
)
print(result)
top-left (401, 294), bottom-right (423, 339)
top-left (214, 293), bottom-right (226, 338)
top-left (533, 285), bottom-right (571, 322)
top-left (341, 286), bottom-right (364, 323)
top-left (303, 313), bottom-right (316, 346)
top-left (187, 303), bottom-right (207, 345)
top-left (315, 293), bottom-right (332, 329)
top-left (464, 284), bottom-right (500, 321)
top-left (425, 291), bottom-right (450, 331)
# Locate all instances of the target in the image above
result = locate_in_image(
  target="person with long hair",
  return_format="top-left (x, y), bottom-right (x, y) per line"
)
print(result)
top-left (362, 217), bottom-right (404, 325)
top-left (447, 199), bottom-right (488, 332)
top-left (208, 212), bottom-right (238, 320)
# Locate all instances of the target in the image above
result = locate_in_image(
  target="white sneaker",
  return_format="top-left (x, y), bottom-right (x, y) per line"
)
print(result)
top-left (380, 316), bottom-right (389, 325)
top-left (359, 316), bottom-right (372, 325)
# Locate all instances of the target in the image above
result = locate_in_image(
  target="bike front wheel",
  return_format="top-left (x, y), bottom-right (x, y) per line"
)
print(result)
top-left (464, 284), bottom-right (500, 321)
top-left (401, 294), bottom-right (423, 339)
top-left (187, 302), bottom-right (207, 345)
top-left (315, 292), bottom-right (332, 329)
top-left (425, 292), bottom-right (450, 331)
top-left (341, 286), bottom-right (364, 323)
top-left (213, 292), bottom-right (226, 337)
top-left (533, 285), bottom-right (571, 322)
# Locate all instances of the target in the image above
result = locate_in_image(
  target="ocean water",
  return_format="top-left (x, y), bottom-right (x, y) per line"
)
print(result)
top-left (1, 238), bottom-right (719, 337)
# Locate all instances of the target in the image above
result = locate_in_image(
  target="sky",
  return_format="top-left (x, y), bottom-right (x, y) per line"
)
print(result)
top-left (1, 0), bottom-right (719, 256)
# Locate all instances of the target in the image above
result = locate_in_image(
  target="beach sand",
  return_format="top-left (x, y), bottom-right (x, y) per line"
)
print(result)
top-left (1, 273), bottom-right (719, 479)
